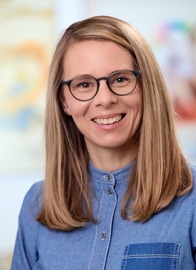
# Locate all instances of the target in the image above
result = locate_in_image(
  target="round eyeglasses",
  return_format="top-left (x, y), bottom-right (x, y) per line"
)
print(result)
top-left (61, 70), bottom-right (140, 101)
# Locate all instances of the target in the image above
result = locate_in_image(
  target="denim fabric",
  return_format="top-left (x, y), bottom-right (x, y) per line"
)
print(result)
top-left (11, 162), bottom-right (196, 270)
top-left (121, 243), bottom-right (181, 270)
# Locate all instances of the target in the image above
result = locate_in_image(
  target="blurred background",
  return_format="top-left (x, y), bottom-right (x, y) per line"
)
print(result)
top-left (0, 0), bottom-right (196, 269)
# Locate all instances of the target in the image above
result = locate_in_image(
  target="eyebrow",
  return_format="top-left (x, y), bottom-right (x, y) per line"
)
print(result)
top-left (64, 69), bottom-right (133, 80)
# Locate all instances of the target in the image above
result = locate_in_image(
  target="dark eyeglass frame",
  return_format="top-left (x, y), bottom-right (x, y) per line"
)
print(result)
top-left (60, 70), bottom-right (141, 102)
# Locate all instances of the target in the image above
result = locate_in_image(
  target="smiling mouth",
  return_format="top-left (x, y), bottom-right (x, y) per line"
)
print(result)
top-left (92, 114), bottom-right (125, 125)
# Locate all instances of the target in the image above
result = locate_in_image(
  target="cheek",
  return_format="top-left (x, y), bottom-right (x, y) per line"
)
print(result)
top-left (135, 89), bottom-right (143, 112)
top-left (126, 94), bottom-right (143, 127)
top-left (63, 85), bottom-right (90, 114)
top-left (127, 91), bottom-right (143, 112)
top-left (62, 90), bottom-right (79, 115)
top-left (60, 89), bottom-right (70, 112)
top-left (68, 100), bottom-right (90, 120)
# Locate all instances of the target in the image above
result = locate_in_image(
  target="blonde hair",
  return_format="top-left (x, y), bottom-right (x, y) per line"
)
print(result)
top-left (37, 15), bottom-right (192, 230)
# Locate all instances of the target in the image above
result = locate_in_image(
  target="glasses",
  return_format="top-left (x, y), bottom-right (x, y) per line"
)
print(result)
top-left (61, 70), bottom-right (140, 101)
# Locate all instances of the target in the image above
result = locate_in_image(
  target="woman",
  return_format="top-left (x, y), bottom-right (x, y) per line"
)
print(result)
top-left (11, 15), bottom-right (196, 270)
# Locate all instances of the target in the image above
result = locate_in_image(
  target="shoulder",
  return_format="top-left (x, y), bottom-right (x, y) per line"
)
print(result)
top-left (19, 180), bottom-right (44, 220)
top-left (189, 163), bottom-right (196, 192)
top-left (190, 163), bottom-right (196, 179)
top-left (11, 181), bottom-right (44, 268)
top-left (24, 180), bottom-right (44, 200)
top-left (182, 163), bottom-right (196, 203)
top-left (187, 163), bottom-right (196, 241)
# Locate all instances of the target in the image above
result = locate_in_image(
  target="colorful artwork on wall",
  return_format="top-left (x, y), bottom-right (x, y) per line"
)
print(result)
top-left (153, 21), bottom-right (196, 163)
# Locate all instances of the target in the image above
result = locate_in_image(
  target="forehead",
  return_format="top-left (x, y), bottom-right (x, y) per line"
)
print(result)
top-left (65, 39), bottom-right (131, 57)
top-left (63, 40), bottom-right (134, 77)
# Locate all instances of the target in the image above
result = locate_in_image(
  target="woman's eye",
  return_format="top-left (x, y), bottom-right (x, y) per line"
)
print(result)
top-left (116, 77), bottom-right (128, 83)
top-left (77, 82), bottom-right (91, 88)
top-left (113, 76), bottom-right (130, 84)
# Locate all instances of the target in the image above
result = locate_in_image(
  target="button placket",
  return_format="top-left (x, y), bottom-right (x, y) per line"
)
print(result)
top-left (101, 231), bottom-right (106, 240)
top-left (88, 174), bottom-right (117, 270)
top-left (104, 174), bottom-right (115, 196)
top-left (108, 189), bottom-right (113, 195)
top-left (105, 174), bottom-right (111, 181)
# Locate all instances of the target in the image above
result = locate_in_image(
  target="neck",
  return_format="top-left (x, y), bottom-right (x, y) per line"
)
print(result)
top-left (87, 142), bottom-right (138, 172)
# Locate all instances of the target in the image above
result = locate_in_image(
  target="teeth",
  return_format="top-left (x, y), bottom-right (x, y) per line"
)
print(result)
top-left (93, 115), bottom-right (122, 125)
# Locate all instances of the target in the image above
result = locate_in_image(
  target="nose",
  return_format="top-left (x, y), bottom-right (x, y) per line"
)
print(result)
top-left (93, 79), bottom-right (118, 107)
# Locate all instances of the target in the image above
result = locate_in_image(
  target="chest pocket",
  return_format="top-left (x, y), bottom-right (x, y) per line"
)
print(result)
top-left (121, 242), bottom-right (181, 270)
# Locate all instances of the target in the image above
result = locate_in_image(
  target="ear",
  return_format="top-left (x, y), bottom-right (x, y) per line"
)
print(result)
top-left (60, 91), bottom-right (71, 115)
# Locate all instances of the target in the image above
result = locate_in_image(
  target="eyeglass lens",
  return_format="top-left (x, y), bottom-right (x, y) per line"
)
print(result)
top-left (70, 71), bottom-right (138, 101)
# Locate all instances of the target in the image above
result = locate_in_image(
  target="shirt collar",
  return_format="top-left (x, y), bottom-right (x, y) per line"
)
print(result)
top-left (88, 161), bottom-right (134, 185)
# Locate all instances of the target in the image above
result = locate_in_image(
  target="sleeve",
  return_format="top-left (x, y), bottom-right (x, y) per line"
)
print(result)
top-left (189, 164), bottom-right (196, 267)
top-left (192, 197), bottom-right (196, 268)
top-left (10, 181), bottom-right (43, 270)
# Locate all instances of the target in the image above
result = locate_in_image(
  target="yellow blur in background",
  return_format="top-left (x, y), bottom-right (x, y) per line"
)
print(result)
top-left (0, 0), bottom-right (53, 176)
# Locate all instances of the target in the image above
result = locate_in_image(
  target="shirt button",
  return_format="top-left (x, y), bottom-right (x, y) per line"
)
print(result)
top-left (101, 231), bottom-right (106, 240)
top-left (105, 175), bottom-right (111, 180)
top-left (108, 189), bottom-right (113, 195)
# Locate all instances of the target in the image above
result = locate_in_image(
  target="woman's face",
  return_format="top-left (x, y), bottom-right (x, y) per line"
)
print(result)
top-left (61, 40), bottom-right (143, 158)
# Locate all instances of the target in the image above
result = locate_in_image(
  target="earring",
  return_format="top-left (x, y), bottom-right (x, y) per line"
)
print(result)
top-left (65, 111), bottom-right (69, 116)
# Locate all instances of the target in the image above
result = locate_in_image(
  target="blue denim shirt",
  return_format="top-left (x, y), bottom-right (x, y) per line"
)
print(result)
top-left (11, 162), bottom-right (196, 270)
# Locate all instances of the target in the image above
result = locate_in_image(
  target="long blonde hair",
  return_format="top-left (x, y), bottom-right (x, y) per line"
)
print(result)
top-left (37, 15), bottom-right (192, 230)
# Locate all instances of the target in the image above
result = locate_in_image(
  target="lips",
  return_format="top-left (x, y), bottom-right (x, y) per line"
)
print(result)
top-left (92, 114), bottom-right (124, 125)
